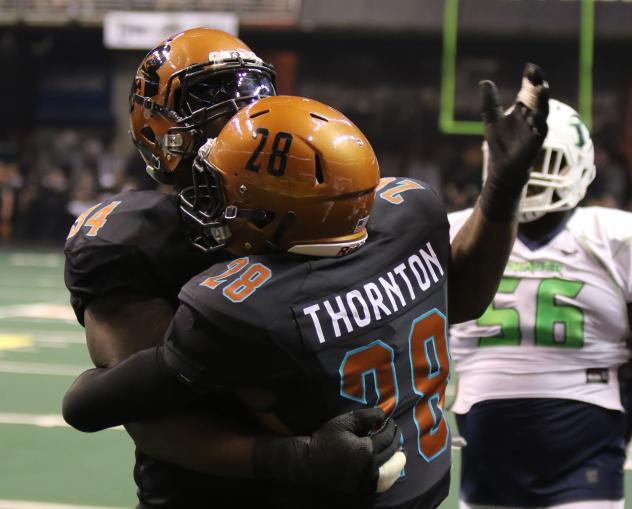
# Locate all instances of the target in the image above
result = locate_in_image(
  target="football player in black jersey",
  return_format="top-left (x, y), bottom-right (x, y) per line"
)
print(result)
top-left (64, 63), bottom-right (549, 508)
top-left (65, 28), bottom-right (404, 507)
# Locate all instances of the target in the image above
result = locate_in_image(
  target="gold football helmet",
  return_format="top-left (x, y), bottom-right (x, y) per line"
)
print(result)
top-left (129, 28), bottom-right (276, 184)
top-left (179, 96), bottom-right (380, 256)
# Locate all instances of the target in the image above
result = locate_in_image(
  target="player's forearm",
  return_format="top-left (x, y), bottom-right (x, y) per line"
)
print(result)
top-left (63, 347), bottom-right (195, 432)
top-left (126, 408), bottom-right (403, 495)
top-left (449, 204), bottom-right (516, 323)
top-left (449, 65), bottom-right (548, 323)
top-left (125, 415), bottom-right (260, 478)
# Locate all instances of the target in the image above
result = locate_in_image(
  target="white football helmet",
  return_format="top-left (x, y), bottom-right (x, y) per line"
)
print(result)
top-left (482, 99), bottom-right (596, 223)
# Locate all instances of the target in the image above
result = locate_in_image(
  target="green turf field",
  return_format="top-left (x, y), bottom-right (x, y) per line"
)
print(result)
top-left (0, 248), bottom-right (628, 508)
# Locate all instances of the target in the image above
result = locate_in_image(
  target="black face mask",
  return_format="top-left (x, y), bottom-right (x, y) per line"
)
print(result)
top-left (179, 70), bottom-right (276, 117)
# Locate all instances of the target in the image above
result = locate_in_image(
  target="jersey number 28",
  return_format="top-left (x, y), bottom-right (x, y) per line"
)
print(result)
top-left (339, 309), bottom-right (450, 462)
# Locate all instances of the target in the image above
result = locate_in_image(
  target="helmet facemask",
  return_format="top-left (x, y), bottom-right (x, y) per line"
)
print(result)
top-left (130, 35), bottom-right (277, 186)
top-left (481, 99), bottom-right (596, 223)
top-left (167, 64), bottom-right (277, 151)
top-left (178, 139), bottom-right (232, 252)
top-left (179, 139), bottom-right (275, 253)
top-left (517, 140), bottom-right (596, 222)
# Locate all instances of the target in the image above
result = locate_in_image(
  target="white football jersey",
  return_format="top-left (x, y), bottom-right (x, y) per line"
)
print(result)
top-left (449, 207), bottom-right (632, 414)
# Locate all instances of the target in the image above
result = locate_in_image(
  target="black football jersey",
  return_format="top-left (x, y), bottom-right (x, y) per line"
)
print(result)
top-left (64, 190), bottom-right (219, 323)
top-left (64, 190), bottom-right (248, 508)
top-left (165, 178), bottom-right (452, 508)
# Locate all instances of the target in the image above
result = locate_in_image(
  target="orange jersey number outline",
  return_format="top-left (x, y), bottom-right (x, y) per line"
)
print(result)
top-left (199, 257), bottom-right (272, 302)
top-left (67, 201), bottom-right (122, 239)
top-left (339, 309), bottom-right (449, 463)
top-left (200, 258), bottom-right (249, 289)
top-left (376, 178), bottom-right (425, 205)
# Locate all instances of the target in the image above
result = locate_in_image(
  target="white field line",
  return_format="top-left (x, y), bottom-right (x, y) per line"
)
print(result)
top-left (34, 335), bottom-right (86, 346)
top-left (0, 288), bottom-right (66, 294)
top-left (39, 332), bottom-right (85, 340)
top-left (1, 283), bottom-right (63, 290)
top-left (0, 413), bottom-right (123, 432)
top-left (8, 253), bottom-right (64, 267)
top-left (33, 342), bottom-right (66, 350)
top-left (1, 276), bottom-right (64, 288)
top-left (0, 500), bottom-right (123, 509)
top-left (0, 304), bottom-right (76, 321)
top-left (0, 333), bottom-right (86, 345)
top-left (0, 413), bottom-right (70, 428)
top-left (0, 361), bottom-right (87, 376)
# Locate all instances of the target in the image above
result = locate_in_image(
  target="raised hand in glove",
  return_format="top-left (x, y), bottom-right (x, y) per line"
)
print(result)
top-left (254, 407), bottom-right (405, 494)
top-left (479, 63), bottom-right (549, 222)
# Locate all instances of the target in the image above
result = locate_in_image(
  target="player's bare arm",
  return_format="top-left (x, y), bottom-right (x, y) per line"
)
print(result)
top-left (449, 63), bottom-right (549, 323)
top-left (84, 291), bottom-right (173, 366)
top-left (85, 294), bottom-right (269, 480)
top-left (84, 292), bottom-right (267, 478)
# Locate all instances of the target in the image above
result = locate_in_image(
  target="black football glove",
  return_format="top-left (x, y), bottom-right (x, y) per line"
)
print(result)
top-left (479, 62), bottom-right (549, 222)
top-left (254, 407), bottom-right (405, 494)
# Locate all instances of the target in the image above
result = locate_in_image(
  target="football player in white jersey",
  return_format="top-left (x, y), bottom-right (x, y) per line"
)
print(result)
top-left (449, 99), bottom-right (632, 509)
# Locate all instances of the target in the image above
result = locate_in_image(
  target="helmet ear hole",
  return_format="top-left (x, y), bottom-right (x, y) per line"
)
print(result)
top-left (315, 154), bottom-right (325, 184)
top-left (141, 126), bottom-right (156, 144)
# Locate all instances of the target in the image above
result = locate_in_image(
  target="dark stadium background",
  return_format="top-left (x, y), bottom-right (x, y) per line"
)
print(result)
top-left (0, 1), bottom-right (631, 507)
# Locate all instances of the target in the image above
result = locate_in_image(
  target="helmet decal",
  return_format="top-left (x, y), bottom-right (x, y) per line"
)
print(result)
top-left (179, 96), bottom-right (380, 256)
top-left (569, 114), bottom-right (589, 149)
top-left (140, 44), bottom-right (171, 98)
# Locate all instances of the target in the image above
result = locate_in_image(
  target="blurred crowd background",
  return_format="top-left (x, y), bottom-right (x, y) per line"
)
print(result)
top-left (1, 0), bottom-right (632, 245)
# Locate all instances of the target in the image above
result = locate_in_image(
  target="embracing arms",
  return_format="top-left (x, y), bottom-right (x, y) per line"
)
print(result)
top-left (65, 296), bottom-right (403, 493)
top-left (82, 292), bottom-right (261, 476)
